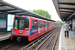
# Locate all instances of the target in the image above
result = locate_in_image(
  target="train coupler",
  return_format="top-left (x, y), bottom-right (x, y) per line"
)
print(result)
top-left (17, 37), bottom-right (21, 42)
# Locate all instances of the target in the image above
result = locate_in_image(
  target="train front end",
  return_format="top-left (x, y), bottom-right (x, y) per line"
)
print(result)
top-left (11, 16), bottom-right (30, 41)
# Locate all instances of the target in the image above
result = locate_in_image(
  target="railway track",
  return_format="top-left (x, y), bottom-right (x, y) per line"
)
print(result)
top-left (1, 27), bottom-right (61, 50)
top-left (2, 38), bottom-right (31, 50)
top-left (0, 39), bottom-right (17, 50)
top-left (38, 27), bottom-right (60, 50)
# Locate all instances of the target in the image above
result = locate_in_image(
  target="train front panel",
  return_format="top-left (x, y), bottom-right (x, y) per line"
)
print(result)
top-left (11, 16), bottom-right (30, 40)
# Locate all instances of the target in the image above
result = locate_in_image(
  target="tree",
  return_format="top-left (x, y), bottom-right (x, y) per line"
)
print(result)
top-left (56, 20), bottom-right (63, 25)
top-left (29, 9), bottom-right (51, 19)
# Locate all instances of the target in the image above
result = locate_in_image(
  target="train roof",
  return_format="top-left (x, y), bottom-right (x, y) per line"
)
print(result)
top-left (0, 0), bottom-right (56, 22)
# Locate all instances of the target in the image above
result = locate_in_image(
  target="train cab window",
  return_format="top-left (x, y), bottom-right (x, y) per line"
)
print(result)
top-left (25, 19), bottom-right (29, 30)
top-left (13, 17), bottom-right (29, 30)
top-left (19, 20), bottom-right (24, 30)
top-left (32, 20), bottom-right (34, 29)
top-left (14, 20), bottom-right (18, 29)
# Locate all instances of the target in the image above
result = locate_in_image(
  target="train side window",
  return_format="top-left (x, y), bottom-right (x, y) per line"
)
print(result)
top-left (45, 22), bottom-right (47, 31)
top-left (32, 20), bottom-right (34, 29)
top-left (49, 23), bottom-right (50, 26)
top-left (48, 22), bottom-right (49, 26)
top-left (46, 22), bottom-right (47, 27)
top-left (45, 22), bottom-right (47, 27)
top-left (45, 22), bottom-right (46, 27)
top-left (40, 21), bottom-right (43, 28)
top-left (50, 22), bottom-right (51, 26)
top-left (50, 23), bottom-right (51, 26)
top-left (44, 22), bottom-right (45, 27)
top-left (43, 22), bottom-right (44, 27)
top-left (41, 21), bottom-right (42, 27)
top-left (40, 21), bottom-right (41, 28)
top-left (35, 20), bottom-right (37, 29)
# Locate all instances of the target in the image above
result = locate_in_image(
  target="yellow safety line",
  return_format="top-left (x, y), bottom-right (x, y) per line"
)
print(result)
top-left (62, 28), bottom-right (67, 50)
top-left (68, 35), bottom-right (75, 50)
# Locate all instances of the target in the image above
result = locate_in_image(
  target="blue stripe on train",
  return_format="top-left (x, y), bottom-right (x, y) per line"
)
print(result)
top-left (29, 29), bottom-right (37, 36)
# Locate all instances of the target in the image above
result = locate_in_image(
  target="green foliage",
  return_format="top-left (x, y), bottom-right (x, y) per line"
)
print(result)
top-left (56, 20), bottom-right (62, 25)
top-left (29, 9), bottom-right (51, 19)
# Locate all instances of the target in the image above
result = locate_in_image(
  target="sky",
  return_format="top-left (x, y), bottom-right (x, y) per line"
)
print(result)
top-left (3, 0), bottom-right (61, 21)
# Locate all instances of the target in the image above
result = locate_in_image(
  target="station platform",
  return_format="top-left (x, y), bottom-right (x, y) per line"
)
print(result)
top-left (59, 26), bottom-right (75, 50)
top-left (0, 32), bottom-right (11, 41)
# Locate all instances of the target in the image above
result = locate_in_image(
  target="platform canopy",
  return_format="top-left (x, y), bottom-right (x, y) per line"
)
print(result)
top-left (52, 0), bottom-right (75, 21)
top-left (0, 0), bottom-right (55, 22)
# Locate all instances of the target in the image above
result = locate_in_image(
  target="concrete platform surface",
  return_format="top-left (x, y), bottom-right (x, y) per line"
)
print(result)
top-left (59, 26), bottom-right (75, 50)
top-left (0, 32), bottom-right (11, 41)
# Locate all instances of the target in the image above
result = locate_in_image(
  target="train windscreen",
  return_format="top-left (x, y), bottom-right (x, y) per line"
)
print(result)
top-left (13, 17), bottom-right (29, 30)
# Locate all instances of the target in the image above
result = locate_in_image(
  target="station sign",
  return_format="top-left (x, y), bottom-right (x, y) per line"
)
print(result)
top-left (64, 21), bottom-right (69, 23)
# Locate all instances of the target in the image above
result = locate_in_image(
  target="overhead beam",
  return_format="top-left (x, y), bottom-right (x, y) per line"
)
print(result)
top-left (59, 7), bottom-right (75, 10)
top-left (67, 12), bottom-right (75, 20)
top-left (60, 12), bottom-right (73, 14)
top-left (0, 9), bottom-right (16, 12)
top-left (15, 12), bottom-right (29, 14)
top-left (60, 10), bottom-right (74, 12)
top-left (59, 2), bottom-right (75, 5)
top-left (8, 12), bottom-right (25, 14)
top-left (60, 9), bottom-right (75, 11)
top-left (0, 4), bottom-right (5, 6)
top-left (60, 11), bottom-right (74, 13)
top-left (60, 13), bottom-right (71, 15)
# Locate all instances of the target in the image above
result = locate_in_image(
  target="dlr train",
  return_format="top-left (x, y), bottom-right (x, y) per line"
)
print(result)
top-left (11, 16), bottom-right (60, 41)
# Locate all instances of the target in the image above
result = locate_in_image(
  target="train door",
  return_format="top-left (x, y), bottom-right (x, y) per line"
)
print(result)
top-left (38, 21), bottom-right (40, 34)
top-left (30, 20), bottom-right (38, 35)
top-left (45, 22), bottom-right (47, 31)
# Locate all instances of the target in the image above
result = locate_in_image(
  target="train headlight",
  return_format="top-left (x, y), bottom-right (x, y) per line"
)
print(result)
top-left (12, 32), bottom-right (16, 34)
